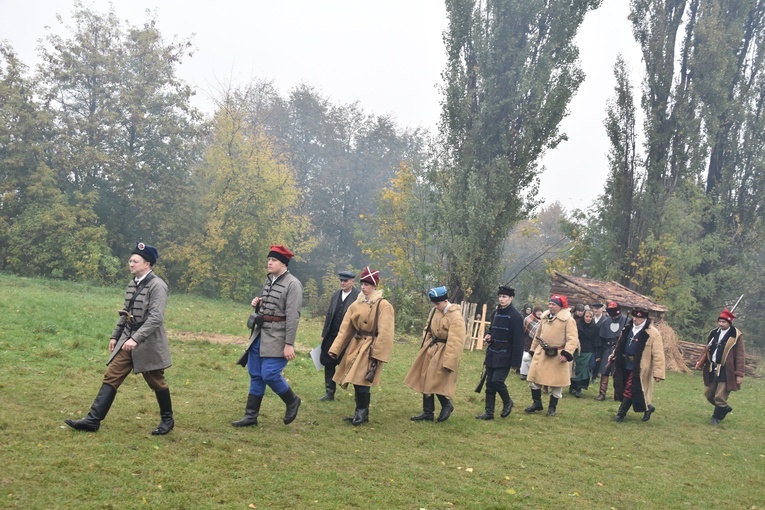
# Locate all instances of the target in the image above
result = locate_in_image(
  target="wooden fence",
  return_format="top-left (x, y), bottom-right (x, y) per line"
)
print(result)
top-left (461, 301), bottom-right (490, 350)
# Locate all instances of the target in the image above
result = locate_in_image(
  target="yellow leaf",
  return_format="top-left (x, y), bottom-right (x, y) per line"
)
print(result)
top-left (249, 505), bottom-right (257, 509)
top-left (506, 489), bottom-right (516, 494)
top-left (596, 482), bottom-right (604, 486)
top-left (465, 468), bottom-right (473, 473)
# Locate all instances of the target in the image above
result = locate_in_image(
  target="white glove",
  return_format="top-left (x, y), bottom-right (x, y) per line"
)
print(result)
top-left (522, 351), bottom-right (533, 363)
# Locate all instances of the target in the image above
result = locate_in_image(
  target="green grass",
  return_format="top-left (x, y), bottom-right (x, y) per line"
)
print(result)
top-left (1, 272), bottom-right (764, 509)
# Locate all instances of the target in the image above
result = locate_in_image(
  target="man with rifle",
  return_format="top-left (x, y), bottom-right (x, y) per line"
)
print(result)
top-left (475, 286), bottom-right (524, 420)
top-left (65, 242), bottom-right (174, 435)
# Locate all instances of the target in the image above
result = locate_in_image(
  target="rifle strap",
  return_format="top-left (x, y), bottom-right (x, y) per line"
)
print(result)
top-left (420, 307), bottom-right (437, 349)
top-left (126, 272), bottom-right (156, 315)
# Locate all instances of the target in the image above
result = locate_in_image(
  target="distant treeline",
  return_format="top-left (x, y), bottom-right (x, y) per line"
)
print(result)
top-left (3, 1), bottom-right (765, 351)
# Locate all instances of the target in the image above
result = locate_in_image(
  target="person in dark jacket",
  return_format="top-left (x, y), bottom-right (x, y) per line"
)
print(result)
top-left (594, 301), bottom-right (628, 401)
top-left (232, 245), bottom-right (303, 427)
top-left (572, 308), bottom-right (598, 397)
top-left (476, 286), bottom-right (524, 420)
top-left (609, 308), bottom-right (665, 422)
top-left (317, 271), bottom-right (360, 401)
top-left (65, 242), bottom-right (174, 435)
top-left (694, 309), bottom-right (746, 425)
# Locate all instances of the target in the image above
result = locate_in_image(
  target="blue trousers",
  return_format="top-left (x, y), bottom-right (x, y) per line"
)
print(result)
top-left (247, 336), bottom-right (289, 396)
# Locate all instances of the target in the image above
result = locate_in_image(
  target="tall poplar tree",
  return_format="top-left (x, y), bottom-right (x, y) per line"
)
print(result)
top-left (438, 0), bottom-right (602, 303)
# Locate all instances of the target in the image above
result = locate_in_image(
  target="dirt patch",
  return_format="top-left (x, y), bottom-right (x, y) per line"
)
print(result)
top-left (169, 330), bottom-right (247, 345)
top-left (168, 330), bottom-right (312, 353)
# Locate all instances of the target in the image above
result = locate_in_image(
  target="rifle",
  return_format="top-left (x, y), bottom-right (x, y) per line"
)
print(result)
top-left (730, 294), bottom-right (744, 314)
top-left (474, 366), bottom-right (487, 393)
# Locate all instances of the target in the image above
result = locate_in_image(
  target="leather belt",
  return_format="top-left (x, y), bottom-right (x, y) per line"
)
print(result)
top-left (262, 315), bottom-right (286, 322)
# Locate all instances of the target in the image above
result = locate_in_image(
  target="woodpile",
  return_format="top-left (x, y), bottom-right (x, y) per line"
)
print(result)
top-left (677, 340), bottom-right (760, 378)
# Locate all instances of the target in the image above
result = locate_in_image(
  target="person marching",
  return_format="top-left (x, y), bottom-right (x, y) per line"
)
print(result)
top-left (594, 301), bottom-right (628, 401)
top-left (609, 308), bottom-right (665, 423)
top-left (520, 305), bottom-right (543, 381)
top-left (404, 286), bottom-right (465, 422)
top-left (328, 267), bottom-right (395, 426)
top-left (571, 307), bottom-right (598, 397)
top-left (476, 286), bottom-right (524, 420)
top-left (65, 243), bottom-right (174, 435)
top-left (317, 271), bottom-right (360, 402)
top-left (525, 294), bottom-right (579, 417)
top-left (232, 245), bottom-right (303, 427)
top-left (694, 309), bottom-right (745, 425)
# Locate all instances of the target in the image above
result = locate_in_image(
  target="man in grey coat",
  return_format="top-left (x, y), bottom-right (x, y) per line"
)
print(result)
top-left (233, 245), bottom-right (303, 427)
top-left (65, 242), bottom-right (174, 435)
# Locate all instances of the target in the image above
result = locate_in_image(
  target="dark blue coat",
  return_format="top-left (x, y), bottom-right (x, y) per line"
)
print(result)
top-left (483, 304), bottom-right (524, 368)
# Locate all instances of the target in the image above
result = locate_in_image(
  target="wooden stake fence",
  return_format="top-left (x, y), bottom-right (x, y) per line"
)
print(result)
top-left (461, 301), bottom-right (489, 350)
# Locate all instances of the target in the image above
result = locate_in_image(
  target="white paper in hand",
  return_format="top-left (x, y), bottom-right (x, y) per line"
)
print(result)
top-left (310, 345), bottom-right (324, 371)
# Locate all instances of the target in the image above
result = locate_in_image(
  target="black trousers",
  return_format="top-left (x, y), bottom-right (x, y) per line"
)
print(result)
top-left (485, 366), bottom-right (511, 395)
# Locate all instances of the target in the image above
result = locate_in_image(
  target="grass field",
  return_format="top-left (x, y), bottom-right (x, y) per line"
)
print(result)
top-left (1, 273), bottom-right (763, 509)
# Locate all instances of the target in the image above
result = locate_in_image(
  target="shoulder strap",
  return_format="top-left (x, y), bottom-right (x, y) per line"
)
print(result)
top-left (420, 307), bottom-right (437, 348)
top-left (126, 273), bottom-right (156, 313)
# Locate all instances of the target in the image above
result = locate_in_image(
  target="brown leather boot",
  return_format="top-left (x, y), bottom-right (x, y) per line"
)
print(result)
top-left (594, 376), bottom-right (609, 401)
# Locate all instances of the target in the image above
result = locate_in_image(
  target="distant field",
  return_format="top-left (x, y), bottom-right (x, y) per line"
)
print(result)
top-left (1, 273), bottom-right (763, 509)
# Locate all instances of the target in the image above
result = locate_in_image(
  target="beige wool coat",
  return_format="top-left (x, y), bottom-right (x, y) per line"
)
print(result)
top-left (329, 290), bottom-right (395, 388)
top-left (613, 320), bottom-right (665, 408)
top-left (527, 307), bottom-right (580, 387)
top-left (404, 304), bottom-right (465, 398)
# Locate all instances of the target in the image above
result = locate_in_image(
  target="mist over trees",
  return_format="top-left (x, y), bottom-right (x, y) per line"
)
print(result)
top-left (2, 1), bottom-right (765, 350)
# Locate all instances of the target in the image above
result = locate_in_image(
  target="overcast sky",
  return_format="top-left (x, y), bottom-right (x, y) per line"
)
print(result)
top-left (0, 0), bottom-right (642, 212)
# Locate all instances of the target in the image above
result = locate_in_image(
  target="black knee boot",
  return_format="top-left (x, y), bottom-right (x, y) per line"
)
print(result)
top-left (476, 392), bottom-right (495, 420)
top-left (319, 367), bottom-right (336, 402)
top-left (232, 394), bottom-right (263, 427)
top-left (65, 383), bottom-right (117, 432)
top-left (151, 388), bottom-right (174, 435)
top-left (525, 388), bottom-right (544, 413)
top-left (352, 389), bottom-right (370, 426)
top-left (547, 396), bottom-right (558, 416)
top-left (614, 397), bottom-right (632, 422)
top-left (498, 388), bottom-right (514, 418)
top-left (411, 394), bottom-right (435, 421)
top-left (278, 388), bottom-right (301, 425)
top-left (436, 394), bottom-right (454, 422)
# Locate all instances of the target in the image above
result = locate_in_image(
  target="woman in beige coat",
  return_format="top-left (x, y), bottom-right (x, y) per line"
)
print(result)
top-left (329, 267), bottom-right (394, 426)
top-left (404, 286), bottom-right (465, 422)
top-left (610, 308), bottom-right (665, 422)
top-left (525, 294), bottom-right (579, 416)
